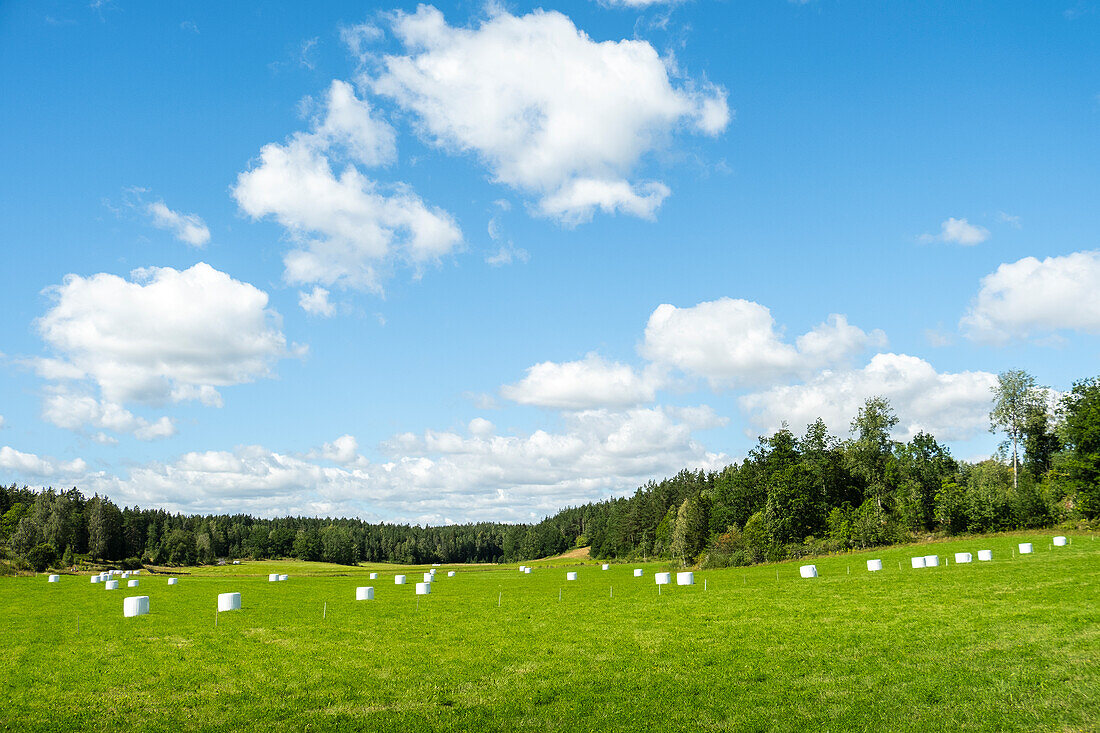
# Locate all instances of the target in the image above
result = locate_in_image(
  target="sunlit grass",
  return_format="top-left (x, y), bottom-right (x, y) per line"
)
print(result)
top-left (2, 532), bottom-right (1097, 731)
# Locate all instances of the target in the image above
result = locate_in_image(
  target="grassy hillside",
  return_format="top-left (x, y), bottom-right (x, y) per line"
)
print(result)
top-left (2, 533), bottom-right (1097, 731)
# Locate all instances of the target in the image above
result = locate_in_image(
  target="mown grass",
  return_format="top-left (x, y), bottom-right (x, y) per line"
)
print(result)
top-left (2, 533), bottom-right (1098, 732)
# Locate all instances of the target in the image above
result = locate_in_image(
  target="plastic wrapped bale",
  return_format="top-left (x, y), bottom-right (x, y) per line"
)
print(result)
top-left (279, 575), bottom-right (288, 581)
top-left (268, 573), bottom-right (279, 582)
top-left (132, 570), bottom-right (140, 576)
top-left (519, 566), bottom-right (527, 572)
top-left (48, 574), bottom-right (60, 583)
top-left (655, 572), bottom-right (671, 585)
top-left (1019, 543), bottom-right (1033, 554)
top-left (448, 571), bottom-right (456, 577)
top-left (924, 555), bottom-right (939, 567)
top-left (430, 569), bottom-right (437, 576)
top-left (602, 564), bottom-right (610, 571)
top-left (369, 573), bottom-right (378, 580)
top-left (566, 572), bottom-right (577, 581)
top-left (127, 579), bottom-right (139, 588)
top-left (356, 586), bottom-right (374, 601)
top-left (123, 596), bottom-right (150, 618)
top-left (168, 578), bottom-right (178, 585)
top-left (1053, 536), bottom-right (1067, 547)
top-left (415, 582), bottom-right (431, 595)
top-left (677, 571), bottom-right (695, 585)
top-left (866, 559), bottom-right (882, 572)
top-left (954, 552), bottom-right (972, 564)
top-left (978, 550), bottom-right (993, 561)
top-left (423, 572), bottom-right (434, 583)
top-left (524, 568), bottom-right (531, 574)
top-left (91, 576), bottom-right (100, 584)
top-left (232, 560), bottom-right (240, 565)
top-left (217, 592), bottom-right (241, 612)
top-left (911, 557), bottom-right (926, 569)
top-left (799, 565), bottom-right (818, 578)
top-left (634, 569), bottom-right (644, 577)
top-left (395, 575), bottom-right (406, 585)
top-left (105, 580), bottom-right (119, 590)
top-left (121, 572), bottom-right (130, 579)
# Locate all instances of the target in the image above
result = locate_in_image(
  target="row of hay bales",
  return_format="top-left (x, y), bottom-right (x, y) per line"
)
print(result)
top-left (802, 538), bottom-right (1070, 578)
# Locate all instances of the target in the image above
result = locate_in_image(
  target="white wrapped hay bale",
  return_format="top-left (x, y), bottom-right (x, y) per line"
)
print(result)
top-left (566, 571), bottom-right (577, 581)
top-left (954, 552), bottom-right (972, 564)
top-left (448, 571), bottom-right (456, 577)
top-left (123, 595), bottom-right (150, 618)
top-left (1053, 536), bottom-right (1067, 546)
top-left (356, 586), bottom-right (374, 601)
top-left (1019, 543), bottom-right (1033, 554)
top-left (634, 569), bottom-right (644, 577)
top-left (799, 565), bottom-right (818, 578)
top-left (167, 578), bottom-right (178, 585)
top-left (677, 571), bottom-right (695, 585)
top-left (91, 576), bottom-right (100, 584)
top-left (105, 580), bottom-right (119, 590)
top-left (279, 574), bottom-right (288, 581)
top-left (911, 557), bottom-right (926, 569)
top-left (978, 549), bottom-right (993, 561)
top-left (524, 567), bottom-right (531, 574)
top-left (369, 572), bottom-right (378, 580)
top-left (395, 575), bottom-right (406, 585)
top-left (121, 572), bottom-right (130, 579)
top-left (423, 572), bottom-right (434, 583)
top-left (430, 568), bottom-right (436, 575)
top-left (415, 582), bottom-right (431, 595)
top-left (268, 573), bottom-right (279, 582)
top-left (127, 579), bottom-right (139, 588)
top-left (217, 592), bottom-right (241, 612)
top-left (48, 574), bottom-right (60, 583)
top-left (602, 564), bottom-right (610, 571)
top-left (232, 560), bottom-right (240, 565)
top-left (655, 572), bottom-right (671, 585)
top-left (132, 570), bottom-right (140, 576)
top-left (866, 559), bottom-right (882, 572)
top-left (924, 555), bottom-right (939, 567)
top-left (519, 566), bottom-right (527, 572)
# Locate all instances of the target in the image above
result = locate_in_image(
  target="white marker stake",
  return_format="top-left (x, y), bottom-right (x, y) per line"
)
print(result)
top-left (610, 586), bottom-right (613, 599)
top-left (323, 602), bottom-right (327, 620)
top-left (498, 592), bottom-right (501, 608)
top-left (704, 579), bottom-right (707, 591)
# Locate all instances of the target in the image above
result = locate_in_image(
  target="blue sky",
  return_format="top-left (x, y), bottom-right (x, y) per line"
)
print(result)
top-left (1, 0), bottom-right (1098, 524)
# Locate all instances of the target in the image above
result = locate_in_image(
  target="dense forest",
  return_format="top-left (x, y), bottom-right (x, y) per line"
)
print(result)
top-left (3, 371), bottom-right (1098, 573)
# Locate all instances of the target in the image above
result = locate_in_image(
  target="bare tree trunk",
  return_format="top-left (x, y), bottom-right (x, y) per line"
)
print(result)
top-left (1012, 434), bottom-right (1018, 490)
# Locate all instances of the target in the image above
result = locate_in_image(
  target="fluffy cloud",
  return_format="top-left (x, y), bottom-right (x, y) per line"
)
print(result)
top-left (960, 251), bottom-right (1100, 343)
top-left (34, 407), bottom-right (725, 523)
top-left (371, 5), bottom-right (728, 224)
top-left (145, 200), bottom-right (211, 247)
top-left (35, 263), bottom-right (293, 426)
top-left (234, 79), bottom-right (461, 295)
top-left (42, 391), bottom-right (175, 441)
top-left (299, 286), bottom-right (336, 317)
top-left (0, 446), bottom-right (86, 477)
top-left (919, 217), bottom-right (990, 246)
top-left (501, 353), bottom-right (661, 409)
top-left (739, 353), bottom-right (997, 442)
top-left (641, 298), bottom-right (886, 387)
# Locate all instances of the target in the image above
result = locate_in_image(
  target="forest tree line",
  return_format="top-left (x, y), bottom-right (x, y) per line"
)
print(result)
top-left (3, 371), bottom-right (1098, 572)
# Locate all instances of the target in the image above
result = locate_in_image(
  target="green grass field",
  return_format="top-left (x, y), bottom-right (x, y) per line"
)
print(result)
top-left (2, 533), bottom-right (1098, 732)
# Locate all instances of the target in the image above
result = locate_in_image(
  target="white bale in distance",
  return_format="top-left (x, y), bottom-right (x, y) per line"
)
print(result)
top-left (279, 574), bottom-right (288, 581)
top-left (1019, 543), bottom-right (1033, 554)
top-left (924, 555), bottom-right (939, 567)
top-left (217, 592), bottom-right (241, 612)
top-left (448, 571), bottom-right (456, 577)
top-left (105, 580), bottom-right (119, 590)
top-left (799, 565), bottom-right (818, 578)
top-left (395, 575), bottom-right (406, 585)
top-left (415, 582), bottom-right (431, 595)
top-left (566, 572), bottom-right (578, 581)
top-left (867, 559), bottom-right (883, 572)
top-left (655, 572), bottom-right (671, 585)
top-left (91, 576), bottom-right (100, 584)
top-left (978, 549), bottom-right (993, 561)
top-left (232, 560), bottom-right (240, 565)
top-left (369, 572), bottom-right (378, 579)
top-left (1053, 536), bottom-right (1067, 546)
top-left (127, 579), bottom-right (139, 587)
top-left (430, 568), bottom-right (437, 575)
top-left (48, 574), bottom-right (60, 583)
top-left (911, 557), bottom-right (926, 569)
top-left (121, 572), bottom-right (130, 579)
top-left (132, 570), bottom-right (140, 576)
top-left (602, 564), bottom-right (610, 571)
top-left (356, 586), bottom-right (374, 601)
top-left (268, 573), bottom-right (279, 582)
top-left (955, 552), bottom-right (972, 564)
top-left (519, 566), bottom-right (527, 572)
top-left (634, 569), bottom-right (644, 577)
top-left (432, 563), bottom-right (440, 567)
top-left (123, 595), bottom-right (150, 618)
top-left (524, 567), bottom-right (531, 574)
top-left (423, 572), bottom-right (434, 583)
top-left (677, 571), bottom-right (695, 585)
top-left (168, 578), bottom-right (178, 585)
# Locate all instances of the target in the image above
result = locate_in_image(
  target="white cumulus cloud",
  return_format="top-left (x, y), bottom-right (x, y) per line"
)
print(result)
top-left (370, 5), bottom-right (728, 224)
top-left (42, 391), bottom-right (176, 441)
top-left (739, 353), bottom-right (997, 442)
top-left (919, 217), bottom-right (990, 246)
top-left (299, 286), bottom-right (336, 317)
top-left (145, 200), bottom-right (211, 247)
top-left (501, 353), bottom-right (662, 409)
top-left (0, 446), bottom-right (86, 477)
top-left (961, 251), bottom-right (1100, 343)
